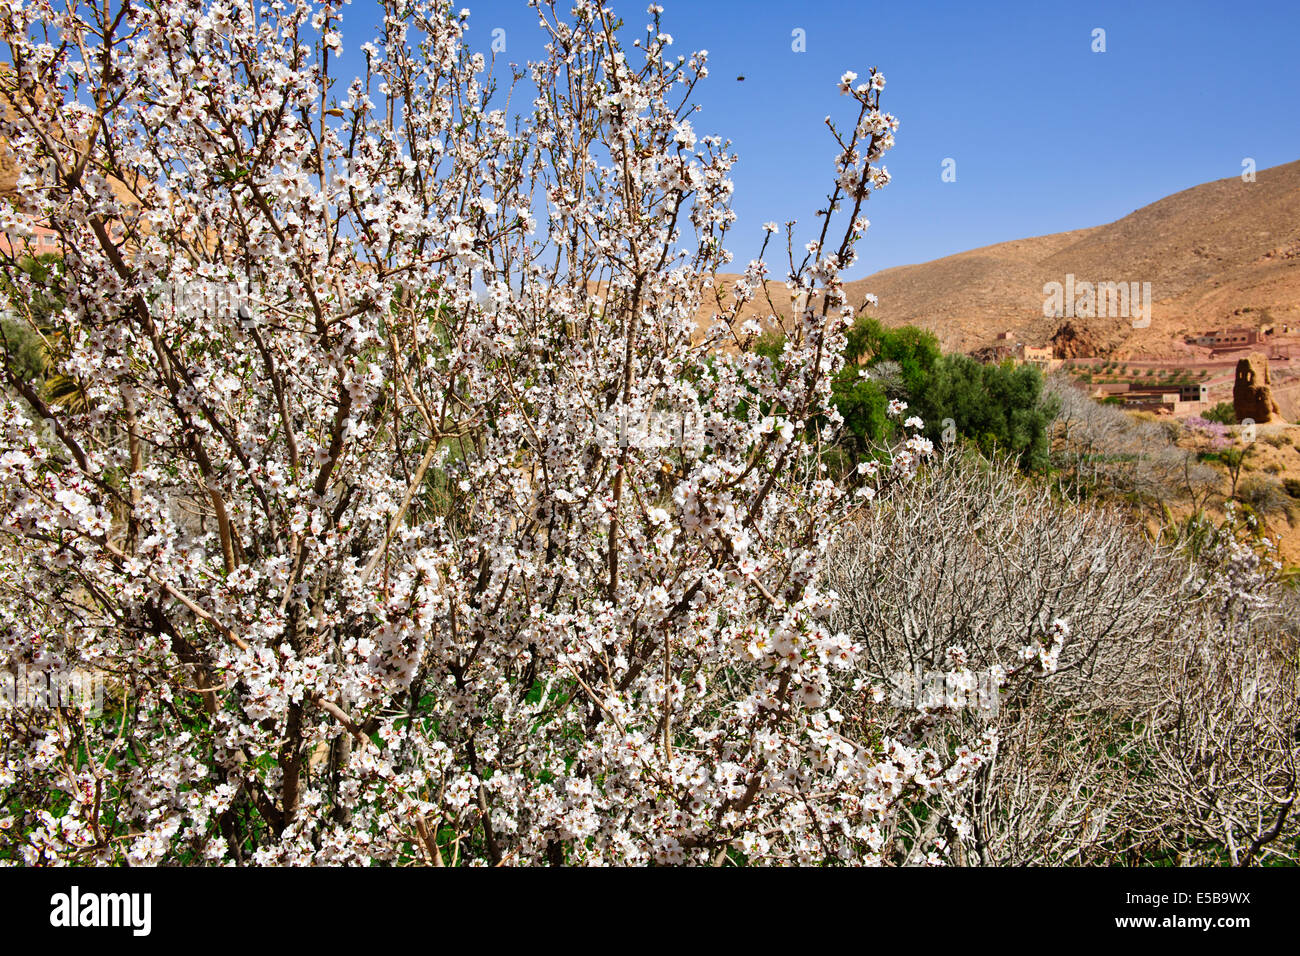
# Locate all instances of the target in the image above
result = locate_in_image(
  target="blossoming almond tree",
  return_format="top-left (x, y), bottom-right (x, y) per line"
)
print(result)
top-left (0, 0), bottom-right (985, 865)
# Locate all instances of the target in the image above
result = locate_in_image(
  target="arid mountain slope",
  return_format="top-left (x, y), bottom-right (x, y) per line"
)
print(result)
top-left (842, 159), bottom-right (1300, 357)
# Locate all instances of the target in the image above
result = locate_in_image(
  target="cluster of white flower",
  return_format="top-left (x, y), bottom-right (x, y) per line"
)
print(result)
top-left (1189, 502), bottom-right (1282, 622)
top-left (1018, 617), bottom-right (1070, 674)
top-left (0, 0), bottom-right (986, 866)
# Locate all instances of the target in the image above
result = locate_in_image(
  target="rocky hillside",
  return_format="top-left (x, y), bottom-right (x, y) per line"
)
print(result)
top-left (842, 160), bottom-right (1300, 358)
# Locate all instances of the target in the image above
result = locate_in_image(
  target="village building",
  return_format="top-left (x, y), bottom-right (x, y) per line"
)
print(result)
top-left (0, 222), bottom-right (60, 257)
top-left (1020, 345), bottom-right (1061, 370)
top-left (1192, 326), bottom-right (1262, 349)
top-left (1086, 380), bottom-right (1210, 416)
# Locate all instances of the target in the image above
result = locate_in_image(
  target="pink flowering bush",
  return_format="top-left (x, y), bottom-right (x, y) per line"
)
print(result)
top-left (1184, 416), bottom-right (1231, 450)
top-left (0, 0), bottom-right (1002, 865)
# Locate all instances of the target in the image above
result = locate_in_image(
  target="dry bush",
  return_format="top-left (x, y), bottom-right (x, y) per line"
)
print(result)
top-left (1236, 475), bottom-right (1296, 525)
top-left (824, 449), bottom-right (1300, 864)
top-left (826, 448), bottom-right (1187, 708)
top-left (1044, 373), bottom-right (1220, 513)
top-left (1135, 526), bottom-right (1300, 865)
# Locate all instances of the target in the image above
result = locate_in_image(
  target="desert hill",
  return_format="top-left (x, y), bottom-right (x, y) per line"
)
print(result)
top-left (841, 159), bottom-right (1300, 358)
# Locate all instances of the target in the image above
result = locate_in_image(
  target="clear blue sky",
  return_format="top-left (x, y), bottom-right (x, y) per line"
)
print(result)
top-left (338, 0), bottom-right (1300, 278)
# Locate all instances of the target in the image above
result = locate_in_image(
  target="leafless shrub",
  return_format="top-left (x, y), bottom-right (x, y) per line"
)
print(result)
top-left (825, 448), bottom-right (1300, 864)
top-left (1135, 528), bottom-right (1300, 865)
top-left (1044, 373), bottom-right (1220, 512)
top-left (1235, 475), bottom-right (1296, 526)
top-left (827, 448), bottom-right (1186, 709)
